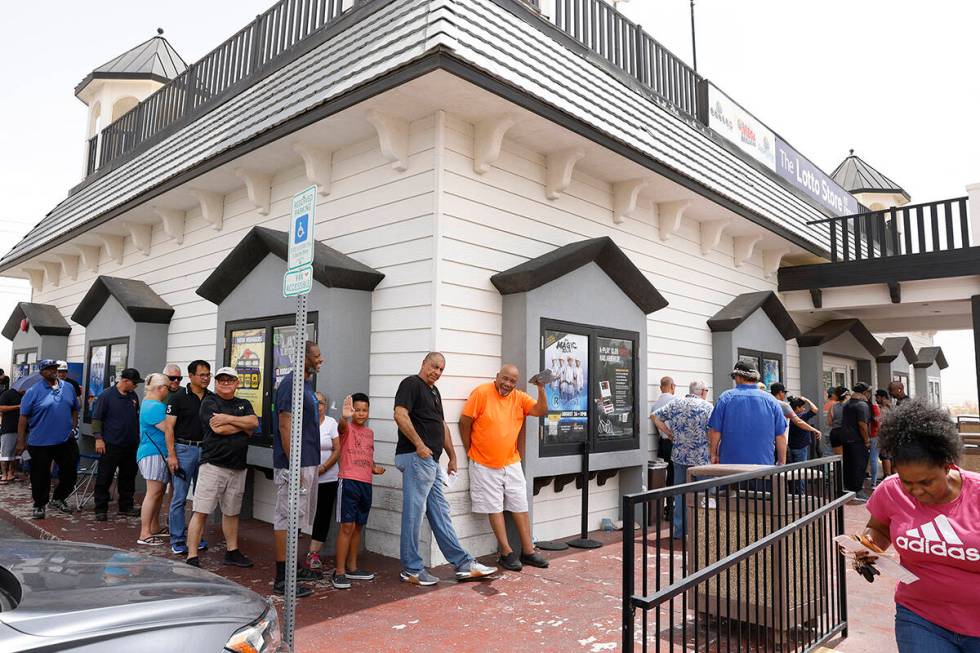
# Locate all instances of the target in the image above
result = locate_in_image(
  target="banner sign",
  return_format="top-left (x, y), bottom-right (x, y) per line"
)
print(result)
top-left (774, 138), bottom-right (859, 216)
top-left (707, 85), bottom-right (776, 170)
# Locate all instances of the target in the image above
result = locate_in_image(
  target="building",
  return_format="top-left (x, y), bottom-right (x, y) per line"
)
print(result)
top-left (0, 0), bottom-right (965, 564)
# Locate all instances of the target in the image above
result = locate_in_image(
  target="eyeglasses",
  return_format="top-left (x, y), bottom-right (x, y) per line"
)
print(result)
top-left (167, 375), bottom-right (182, 382)
top-left (215, 377), bottom-right (237, 385)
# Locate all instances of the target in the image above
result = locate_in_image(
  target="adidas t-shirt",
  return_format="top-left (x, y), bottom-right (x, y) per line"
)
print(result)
top-left (867, 467), bottom-right (980, 636)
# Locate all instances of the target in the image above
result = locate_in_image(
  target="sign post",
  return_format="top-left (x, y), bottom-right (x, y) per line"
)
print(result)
top-left (282, 185), bottom-right (317, 650)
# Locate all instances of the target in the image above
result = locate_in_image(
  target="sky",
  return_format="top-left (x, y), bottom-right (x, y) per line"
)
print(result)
top-left (0, 1), bottom-right (976, 404)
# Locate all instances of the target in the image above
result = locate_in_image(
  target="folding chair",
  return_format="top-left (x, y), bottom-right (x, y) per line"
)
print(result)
top-left (68, 453), bottom-right (100, 511)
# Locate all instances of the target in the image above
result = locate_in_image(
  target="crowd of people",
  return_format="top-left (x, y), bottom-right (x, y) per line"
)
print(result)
top-left (0, 348), bottom-right (556, 598)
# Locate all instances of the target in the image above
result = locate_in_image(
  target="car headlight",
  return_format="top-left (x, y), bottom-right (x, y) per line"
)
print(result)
top-left (224, 603), bottom-right (283, 653)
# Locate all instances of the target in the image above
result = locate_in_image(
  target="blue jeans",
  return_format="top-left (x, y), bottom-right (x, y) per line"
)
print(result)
top-left (895, 604), bottom-right (980, 652)
top-left (788, 447), bottom-right (809, 494)
top-left (869, 438), bottom-right (881, 489)
top-left (168, 443), bottom-right (202, 545)
top-left (394, 453), bottom-right (472, 574)
top-left (672, 462), bottom-right (690, 539)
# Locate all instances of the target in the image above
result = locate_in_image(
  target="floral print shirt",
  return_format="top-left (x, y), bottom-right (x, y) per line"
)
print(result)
top-left (654, 394), bottom-right (713, 466)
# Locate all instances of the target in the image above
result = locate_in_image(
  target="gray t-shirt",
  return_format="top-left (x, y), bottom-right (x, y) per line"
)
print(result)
top-left (831, 402), bottom-right (845, 429)
top-left (777, 399), bottom-right (793, 419)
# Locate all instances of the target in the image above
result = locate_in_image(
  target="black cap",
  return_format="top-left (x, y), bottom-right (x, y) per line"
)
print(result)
top-left (730, 360), bottom-right (760, 382)
top-left (852, 382), bottom-right (871, 394)
top-left (120, 368), bottom-right (144, 384)
top-left (770, 382), bottom-right (786, 395)
top-left (874, 389), bottom-right (890, 398)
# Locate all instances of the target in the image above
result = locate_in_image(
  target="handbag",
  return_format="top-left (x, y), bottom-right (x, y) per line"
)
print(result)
top-left (146, 430), bottom-right (187, 481)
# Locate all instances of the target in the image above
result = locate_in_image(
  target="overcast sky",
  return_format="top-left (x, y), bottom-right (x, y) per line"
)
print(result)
top-left (0, 1), bottom-right (976, 403)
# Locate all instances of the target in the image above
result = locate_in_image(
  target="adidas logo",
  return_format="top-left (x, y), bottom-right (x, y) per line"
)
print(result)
top-left (894, 515), bottom-right (980, 561)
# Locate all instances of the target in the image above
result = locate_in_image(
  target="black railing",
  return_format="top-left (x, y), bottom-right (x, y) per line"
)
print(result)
top-left (622, 459), bottom-right (849, 652)
top-left (553, 0), bottom-right (702, 119)
top-left (90, 0), bottom-right (359, 177)
top-left (86, 135), bottom-right (99, 175)
top-left (807, 197), bottom-right (971, 263)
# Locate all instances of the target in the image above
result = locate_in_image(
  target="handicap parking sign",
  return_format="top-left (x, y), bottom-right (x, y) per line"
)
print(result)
top-left (294, 214), bottom-right (309, 244)
top-left (286, 186), bottom-right (317, 275)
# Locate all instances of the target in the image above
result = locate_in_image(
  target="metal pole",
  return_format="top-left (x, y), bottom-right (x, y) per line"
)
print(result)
top-left (690, 0), bottom-right (698, 72)
top-left (283, 293), bottom-right (308, 651)
top-left (567, 438), bottom-right (601, 549)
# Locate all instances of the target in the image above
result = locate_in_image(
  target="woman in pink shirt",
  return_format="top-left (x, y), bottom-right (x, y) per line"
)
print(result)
top-left (859, 400), bottom-right (980, 651)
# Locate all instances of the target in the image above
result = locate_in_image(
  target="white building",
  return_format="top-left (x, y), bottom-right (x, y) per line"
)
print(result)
top-left (1, 0), bottom-right (965, 564)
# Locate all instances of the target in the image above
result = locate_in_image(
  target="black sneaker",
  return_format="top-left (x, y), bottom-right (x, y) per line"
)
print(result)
top-left (520, 551), bottom-right (550, 569)
top-left (499, 551), bottom-right (523, 571)
top-left (185, 557), bottom-right (201, 568)
top-left (32, 507), bottom-right (45, 520)
top-left (50, 499), bottom-right (73, 514)
top-left (346, 569), bottom-right (376, 581)
top-left (223, 550), bottom-right (254, 568)
top-left (331, 573), bottom-right (351, 589)
top-left (297, 566), bottom-right (323, 581)
top-left (94, 512), bottom-right (107, 522)
top-left (273, 579), bottom-right (313, 597)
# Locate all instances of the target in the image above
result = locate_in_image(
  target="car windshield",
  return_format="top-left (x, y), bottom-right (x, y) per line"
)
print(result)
top-left (0, 565), bottom-right (22, 612)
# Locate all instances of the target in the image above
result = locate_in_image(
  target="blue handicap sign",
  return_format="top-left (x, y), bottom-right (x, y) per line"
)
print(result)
top-left (294, 214), bottom-right (309, 244)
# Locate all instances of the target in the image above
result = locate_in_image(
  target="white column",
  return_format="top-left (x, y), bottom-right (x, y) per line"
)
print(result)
top-left (966, 183), bottom-right (980, 246)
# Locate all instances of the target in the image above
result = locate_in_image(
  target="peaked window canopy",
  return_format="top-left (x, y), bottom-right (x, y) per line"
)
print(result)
top-left (706, 291), bottom-right (799, 340)
top-left (71, 276), bottom-right (175, 327)
top-left (490, 237), bottom-right (668, 314)
top-left (913, 347), bottom-right (949, 370)
top-left (196, 227), bottom-right (385, 305)
top-left (2, 302), bottom-right (72, 340)
top-left (876, 337), bottom-right (918, 365)
top-left (796, 318), bottom-right (884, 357)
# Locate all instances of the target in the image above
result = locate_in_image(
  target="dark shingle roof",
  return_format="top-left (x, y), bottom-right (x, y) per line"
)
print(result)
top-left (196, 227), bottom-right (385, 305)
top-left (830, 150), bottom-right (910, 202)
top-left (706, 291), bottom-right (799, 340)
top-left (913, 347), bottom-right (948, 370)
top-left (71, 276), bottom-right (174, 326)
top-left (2, 303), bottom-right (72, 340)
top-left (75, 34), bottom-right (187, 97)
top-left (796, 319), bottom-right (884, 357)
top-left (876, 337), bottom-right (918, 364)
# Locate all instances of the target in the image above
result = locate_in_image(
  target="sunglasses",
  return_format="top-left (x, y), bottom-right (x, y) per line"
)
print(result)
top-left (167, 375), bottom-right (183, 382)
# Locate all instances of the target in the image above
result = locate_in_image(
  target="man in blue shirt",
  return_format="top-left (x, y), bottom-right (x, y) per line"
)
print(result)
top-left (16, 359), bottom-right (80, 519)
top-left (91, 368), bottom-right (143, 520)
top-left (271, 340), bottom-right (324, 597)
top-left (707, 361), bottom-right (786, 466)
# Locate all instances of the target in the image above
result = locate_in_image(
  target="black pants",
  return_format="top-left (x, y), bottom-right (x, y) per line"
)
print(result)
top-left (28, 440), bottom-right (77, 509)
top-left (311, 480), bottom-right (338, 543)
top-left (842, 438), bottom-right (870, 493)
top-left (94, 443), bottom-right (138, 514)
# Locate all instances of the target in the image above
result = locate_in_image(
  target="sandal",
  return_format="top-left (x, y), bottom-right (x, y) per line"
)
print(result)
top-left (153, 527), bottom-right (170, 538)
top-left (137, 536), bottom-right (166, 546)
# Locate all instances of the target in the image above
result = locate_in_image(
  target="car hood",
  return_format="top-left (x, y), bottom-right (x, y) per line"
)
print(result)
top-left (0, 539), bottom-right (266, 637)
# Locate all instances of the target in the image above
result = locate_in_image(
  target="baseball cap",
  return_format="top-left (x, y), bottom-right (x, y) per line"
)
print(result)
top-left (38, 359), bottom-right (59, 370)
top-left (120, 368), bottom-right (144, 384)
top-left (214, 366), bottom-right (239, 379)
top-left (57, 360), bottom-right (68, 371)
top-left (852, 381), bottom-right (871, 394)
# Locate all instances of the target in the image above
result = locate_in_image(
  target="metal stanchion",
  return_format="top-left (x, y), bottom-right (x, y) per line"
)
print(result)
top-left (567, 438), bottom-right (602, 549)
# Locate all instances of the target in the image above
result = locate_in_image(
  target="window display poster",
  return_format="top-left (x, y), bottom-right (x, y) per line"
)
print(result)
top-left (272, 323), bottom-right (315, 389)
top-left (87, 345), bottom-right (107, 414)
top-left (543, 330), bottom-right (588, 444)
top-left (596, 337), bottom-right (634, 440)
top-left (762, 357), bottom-right (780, 390)
top-left (230, 328), bottom-right (266, 419)
top-left (108, 344), bottom-right (127, 388)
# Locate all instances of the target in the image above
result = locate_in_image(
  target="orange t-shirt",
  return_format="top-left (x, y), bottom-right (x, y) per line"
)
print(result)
top-left (462, 382), bottom-right (536, 469)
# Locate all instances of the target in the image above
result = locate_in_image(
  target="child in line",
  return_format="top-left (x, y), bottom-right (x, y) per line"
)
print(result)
top-left (332, 393), bottom-right (384, 589)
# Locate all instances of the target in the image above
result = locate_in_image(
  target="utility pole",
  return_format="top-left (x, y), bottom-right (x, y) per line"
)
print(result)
top-left (690, 0), bottom-right (698, 72)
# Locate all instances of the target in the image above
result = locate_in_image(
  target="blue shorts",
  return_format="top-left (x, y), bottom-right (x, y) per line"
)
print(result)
top-left (337, 479), bottom-right (372, 526)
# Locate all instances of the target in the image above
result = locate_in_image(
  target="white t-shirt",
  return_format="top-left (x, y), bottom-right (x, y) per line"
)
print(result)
top-left (317, 416), bottom-right (340, 483)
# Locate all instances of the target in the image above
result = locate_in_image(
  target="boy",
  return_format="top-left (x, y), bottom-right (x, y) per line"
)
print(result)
top-left (332, 393), bottom-right (384, 589)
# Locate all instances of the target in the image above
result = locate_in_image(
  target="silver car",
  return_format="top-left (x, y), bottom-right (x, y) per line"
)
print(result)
top-left (0, 539), bottom-right (282, 652)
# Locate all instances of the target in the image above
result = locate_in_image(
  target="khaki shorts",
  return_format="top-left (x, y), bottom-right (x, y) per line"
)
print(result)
top-left (192, 463), bottom-right (246, 516)
top-left (273, 466), bottom-right (318, 531)
top-left (469, 460), bottom-right (529, 514)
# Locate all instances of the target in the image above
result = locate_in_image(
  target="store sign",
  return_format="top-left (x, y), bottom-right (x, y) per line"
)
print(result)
top-left (774, 138), bottom-right (858, 216)
top-left (707, 85), bottom-right (776, 170)
top-left (230, 328), bottom-right (266, 420)
top-left (543, 330), bottom-right (589, 445)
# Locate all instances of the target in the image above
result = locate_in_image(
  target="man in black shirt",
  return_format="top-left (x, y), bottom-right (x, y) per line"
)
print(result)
top-left (393, 352), bottom-right (495, 586)
top-left (56, 361), bottom-right (81, 398)
top-left (185, 367), bottom-right (257, 569)
top-left (91, 368), bottom-right (143, 520)
top-left (0, 387), bottom-right (22, 483)
top-left (841, 382), bottom-right (872, 500)
top-left (165, 360), bottom-right (213, 555)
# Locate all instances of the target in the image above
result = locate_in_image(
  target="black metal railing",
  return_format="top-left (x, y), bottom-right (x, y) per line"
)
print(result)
top-left (553, 0), bottom-right (702, 119)
top-left (86, 135), bottom-right (99, 175)
top-left (622, 458), bottom-right (849, 652)
top-left (89, 0), bottom-right (360, 177)
top-left (807, 197), bottom-right (971, 263)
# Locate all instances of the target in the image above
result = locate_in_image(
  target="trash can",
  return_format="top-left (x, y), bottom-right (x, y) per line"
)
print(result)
top-left (684, 464), bottom-right (829, 643)
top-left (647, 460), bottom-right (669, 526)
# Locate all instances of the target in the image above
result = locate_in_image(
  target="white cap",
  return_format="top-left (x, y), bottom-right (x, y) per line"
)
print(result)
top-left (57, 360), bottom-right (68, 371)
top-left (214, 366), bottom-right (238, 379)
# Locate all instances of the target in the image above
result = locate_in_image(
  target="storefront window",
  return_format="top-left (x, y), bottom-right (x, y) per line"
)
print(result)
top-left (540, 320), bottom-right (639, 457)
top-left (928, 378), bottom-right (941, 406)
top-left (85, 338), bottom-right (128, 421)
top-left (737, 349), bottom-right (782, 390)
top-left (225, 314), bottom-right (317, 445)
top-left (12, 348), bottom-right (37, 382)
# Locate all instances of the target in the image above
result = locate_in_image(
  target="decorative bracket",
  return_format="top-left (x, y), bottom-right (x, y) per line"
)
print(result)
top-left (293, 144), bottom-right (332, 196)
top-left (58, 254), bottom-right (79, 282)
top-left (154, 207), bottom-right (186, 245)
top-left (366, 109), bottom-right (410, 172)
top-left (473, 114), bottom-right (516, 174)
top-left (76, 244), bottom-right (101, 273)
top-left (23, 268), bottom-right (44, 292)
top-left (888, 281), bottom-right (901, 304)
top-left (100, 234), bottom-right (125, 265)
top-left (189, 189), bottom-right (224, 231)
top-left (733, 235), bottom-right (761, 268)
top-left (762, 247), bottom-right (790, 279)
top-left (39, 261), bottom-right (61, 287)
top-left (700, 218), bottom-right (730, 255)
top-left (545, 148), bottom-right (585, 200)
top-left (125, 222), bottom-right (153, 256)
top-left (810, 288), bottom-right (823, 309)
top-left (612, 178), bottom-right (651, 224)
top-left (235, 168), bottom-right (273, 216)
top-left (657, 200), bottom-right (690, 240)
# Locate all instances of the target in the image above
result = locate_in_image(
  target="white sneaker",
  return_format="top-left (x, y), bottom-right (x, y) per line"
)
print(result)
top-left (455, 561), bottom-right (497, 580)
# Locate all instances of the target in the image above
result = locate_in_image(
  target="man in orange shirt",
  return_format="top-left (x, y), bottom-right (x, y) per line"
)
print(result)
top-left (460, 364), bottom-right (548, 572)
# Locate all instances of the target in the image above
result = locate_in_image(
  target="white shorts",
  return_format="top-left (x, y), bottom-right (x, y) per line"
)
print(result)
top-left (138, 455), bottom-right (171, 484)
top-left (469, 460), bottom-right (529, 514)
top-left (273, 466), bottom-right (318, 531)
